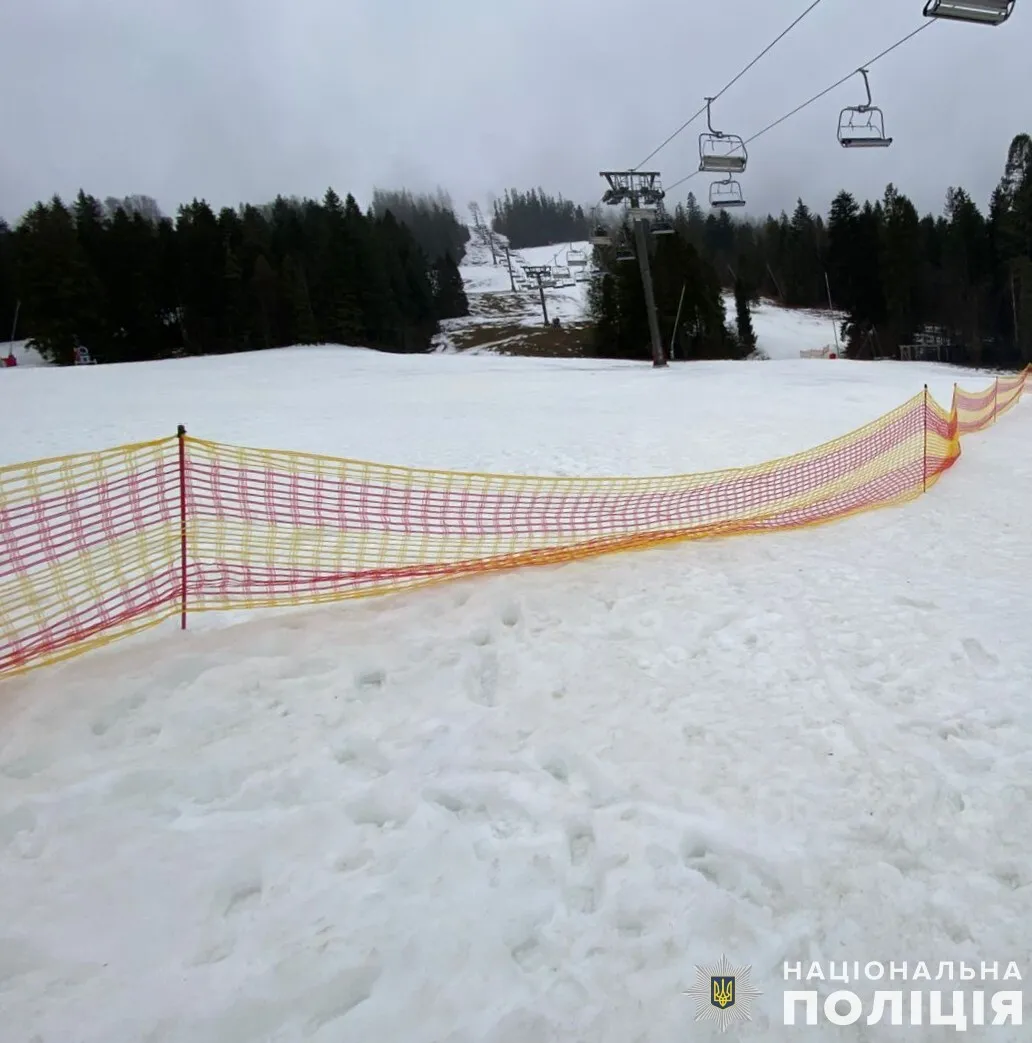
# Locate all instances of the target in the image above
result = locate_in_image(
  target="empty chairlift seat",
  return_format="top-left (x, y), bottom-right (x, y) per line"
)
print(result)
top-left (923, 0), bottom-right (1014, 23)
top-left (698, 97), bottom-right (748, 174)
top-left (710, 177), bottom-right (746, 209)
top-left (837, 69), bottom-right (893, 148)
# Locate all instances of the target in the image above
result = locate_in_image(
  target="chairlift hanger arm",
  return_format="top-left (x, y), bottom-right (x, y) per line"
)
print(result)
top-left (705, 97), bottom-right (724, 138)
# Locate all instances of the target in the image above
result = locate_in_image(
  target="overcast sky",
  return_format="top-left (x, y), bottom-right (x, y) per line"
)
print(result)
top-left (1, 0), bottom-right (1029, 225)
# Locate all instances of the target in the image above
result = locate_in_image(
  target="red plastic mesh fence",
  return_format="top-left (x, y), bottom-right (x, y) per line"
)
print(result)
top-left (0, 369), bottom-right (1027, 678)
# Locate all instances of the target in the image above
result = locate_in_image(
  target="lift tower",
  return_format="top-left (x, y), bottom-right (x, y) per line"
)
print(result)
top-left (599, 171), bottom-right (667, 367)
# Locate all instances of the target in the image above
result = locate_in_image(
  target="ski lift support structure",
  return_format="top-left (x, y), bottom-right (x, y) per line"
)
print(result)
top-left (598, 169), bottom-right (669, 366)
top-left (523, 265), bottom-right (553, 327)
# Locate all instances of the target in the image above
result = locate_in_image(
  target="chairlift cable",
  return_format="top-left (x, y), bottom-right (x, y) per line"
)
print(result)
top-left (633, 0), bottom-right (831, 171)
top-left (663, 20), bottom-right (936, 194)
top-left (743, 21), bottom-right (933, 146)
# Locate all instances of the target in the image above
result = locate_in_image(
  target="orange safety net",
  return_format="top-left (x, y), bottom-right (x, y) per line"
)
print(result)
top-left (1, 368), bottom-right (1028, 678)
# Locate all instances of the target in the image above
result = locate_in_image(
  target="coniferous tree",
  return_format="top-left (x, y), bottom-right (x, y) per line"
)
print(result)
top-left (490, 188), bottom-right (590, 248)
top-left (432, 252), bottom-right (469, 320)
top-left (587, 227), bottom-right (728, 361)
top-left (734, 277), bottom-right (756, 353)
top-left (370, 188), bottom-right (469, 262)
top-left (10, 185), bottom-right (446, 361)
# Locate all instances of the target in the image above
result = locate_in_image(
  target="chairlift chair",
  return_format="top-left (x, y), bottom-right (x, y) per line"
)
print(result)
top-left (650, 208), bottom-right (675, 235)
top-left (566, 248), bottom-right (587, 267)
top-left (588, 211), bottom-right (613, 246)
top-left (615, 246), bottom-right (636, 263)
top-left (923, 0), bottom-right (1014, 23)
top-left (838, 69), bottom-right (893, 148)
top-left (709, 177), bottom-right (746, 209)
top-left (698, 97), bottom-right (748, 175)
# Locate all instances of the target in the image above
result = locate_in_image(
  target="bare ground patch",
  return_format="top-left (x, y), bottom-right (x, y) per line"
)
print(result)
top-left (446, 321), bottom-right (593, 357)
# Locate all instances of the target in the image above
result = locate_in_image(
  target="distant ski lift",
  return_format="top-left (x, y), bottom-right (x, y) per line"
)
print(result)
top-left (589, 224), bottom-right (612, 247)
top-left (650, 210), bottom-right (675, 235)
top-left (709, 177), bottom-right (746, 209)
top-left (838, 69), bottom-right (893, 148)
top-left (923, 0), bottom-right (1014, 23)
top-left (566, 247), bottom-right (587, 266)
top-left (615, 246), bottom-right (636, 263)
top-left (698, 97), bottom-right (748, 175)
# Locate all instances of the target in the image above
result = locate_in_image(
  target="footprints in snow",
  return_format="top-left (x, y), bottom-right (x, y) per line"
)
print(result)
top-left (567, 819), bottom-right (596, 866)
top-left (464, 601), bottom-right (521, 707)
top-left (959, 636), bottom-right (999, 670)
top-left (349, 599), bottom-right (523, 707)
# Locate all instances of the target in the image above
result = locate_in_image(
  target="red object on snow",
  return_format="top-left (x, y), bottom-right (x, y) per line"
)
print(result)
top-left (2, 353), bottom-right (16, 367)
top-left (828, 353), bottom-right (837, 360)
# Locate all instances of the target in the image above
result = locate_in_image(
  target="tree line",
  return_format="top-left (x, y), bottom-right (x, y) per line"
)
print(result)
top-left (491, 188), bottom-right (590, 249)
top-left (671, 132), bottom-right (1032, 366)
top-left (0, 188), bottom-right (470, 365)
top-left (370, 188), bottom-right (469, 263)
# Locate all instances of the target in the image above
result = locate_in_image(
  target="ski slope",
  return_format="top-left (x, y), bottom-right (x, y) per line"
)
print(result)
top-left (1, 350), bottom-right (1030, 1042)
top-left (440, 230), bottom-right (840, 359)
top-left (722, 296), bottom-right (844, 360)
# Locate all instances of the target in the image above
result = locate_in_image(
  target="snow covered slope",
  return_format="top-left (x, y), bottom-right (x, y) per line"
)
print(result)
top-left (722, 295), bottom-right (844, 361)
top-left (443, 224), bottom-right (843, 361)
top-left (1, 350), bottom-right (1029, 1043)
top-left (435, 233), bottom-right (592, 353)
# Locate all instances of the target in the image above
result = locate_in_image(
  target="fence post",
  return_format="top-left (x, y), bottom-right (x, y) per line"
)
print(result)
top-left (177, 424), bottom-right (188, 630)
top-left (922, 385), bottom-right (928, 494)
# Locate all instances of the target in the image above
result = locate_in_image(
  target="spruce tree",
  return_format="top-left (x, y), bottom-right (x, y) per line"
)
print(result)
top-left (734, 277), bottom-right (756, 354)
top-left (433, 252), bottom-right (469, 320)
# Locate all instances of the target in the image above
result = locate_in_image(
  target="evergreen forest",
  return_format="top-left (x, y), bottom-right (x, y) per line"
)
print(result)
top-left (0, 188), bottom-right (470, 364)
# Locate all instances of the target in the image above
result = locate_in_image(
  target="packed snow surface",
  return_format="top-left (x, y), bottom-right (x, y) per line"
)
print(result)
top-left (1, 348), bottom-right (1030, 1042)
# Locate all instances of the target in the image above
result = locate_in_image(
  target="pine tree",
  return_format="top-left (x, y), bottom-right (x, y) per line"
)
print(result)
top-left (433, 252), bottom-right (469, 320)
top-left (282, 254), bottom-right (319, 344)
top-left (734, 278), bottom-right (756, 354)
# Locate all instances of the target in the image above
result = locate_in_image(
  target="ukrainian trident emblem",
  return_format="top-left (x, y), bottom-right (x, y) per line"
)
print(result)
top-left (685, 954), bottom-right (762, 1032)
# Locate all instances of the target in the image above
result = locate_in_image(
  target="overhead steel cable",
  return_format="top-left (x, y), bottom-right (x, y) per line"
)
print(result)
top-left (663, 20), bottom-right (936, 194)
top-left (633, 0), bottom-right (832, 171)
